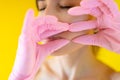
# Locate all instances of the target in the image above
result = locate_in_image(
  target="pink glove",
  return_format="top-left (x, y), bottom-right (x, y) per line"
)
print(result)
top-left (68, 0), bottom-right (120, 54)
top-left (9, 9), bottom-right (70, 80)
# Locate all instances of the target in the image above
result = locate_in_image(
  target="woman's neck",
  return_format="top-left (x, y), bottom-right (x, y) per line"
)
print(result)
top-left (54, 46), bottom-right (114, 79)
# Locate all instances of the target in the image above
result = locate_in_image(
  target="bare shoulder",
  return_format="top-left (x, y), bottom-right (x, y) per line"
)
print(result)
top-left (111, 73), bottom-right (120, 80)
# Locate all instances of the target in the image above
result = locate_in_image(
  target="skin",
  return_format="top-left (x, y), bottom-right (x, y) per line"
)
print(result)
top-left (37, 0), bottom-right (91, 56)
top-left (34, 0), bottom-right (120, 80)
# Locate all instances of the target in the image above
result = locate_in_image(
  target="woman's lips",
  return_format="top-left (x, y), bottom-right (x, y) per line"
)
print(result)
top-left (47, 33), bottom-right (87, 41)
top-left (48, 36), bottom-right (65, 41)
top-left (38, 36), bottom-right (66, 45)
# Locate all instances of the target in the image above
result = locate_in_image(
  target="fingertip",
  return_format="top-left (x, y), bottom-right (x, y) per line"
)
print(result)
top-left (71, 34), bottom-right (98, 46)
top-left (67, 8), bottom-right (74, 15)
top-left (22, 8), bottom-right (35, 34)
top-left (68, 7), bottom-right (82, 15)
top-left (27, 8), bottom-right (34, 15)
top-left (25, 8), bottom-right (35, 19)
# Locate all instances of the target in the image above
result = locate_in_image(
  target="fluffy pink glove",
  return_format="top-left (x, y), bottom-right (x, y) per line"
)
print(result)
top-left (9, 9), bottom-right (70, 80)
top-left (68, 0), bottom-right (120, 54)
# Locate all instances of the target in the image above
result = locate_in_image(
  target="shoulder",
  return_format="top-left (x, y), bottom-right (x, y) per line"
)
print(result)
top-left (111, 73), bottom-right (120, 80)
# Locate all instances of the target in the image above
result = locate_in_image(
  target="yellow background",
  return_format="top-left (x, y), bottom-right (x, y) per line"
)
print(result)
top-left (0, 0), bottom-right (120, 80)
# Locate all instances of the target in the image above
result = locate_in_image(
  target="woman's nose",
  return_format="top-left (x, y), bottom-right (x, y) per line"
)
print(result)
top-left (43, 6), bottom-right (59, 17)
top-left (44, 8), bottom-right (68, 24)
top-left (39, 6), bottom-right (69, 23)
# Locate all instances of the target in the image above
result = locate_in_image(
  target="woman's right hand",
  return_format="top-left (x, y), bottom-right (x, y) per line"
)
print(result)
top-left (68, 0), bottom-right (120, 54)
top-left (8, 9), bottom-right (70, 80)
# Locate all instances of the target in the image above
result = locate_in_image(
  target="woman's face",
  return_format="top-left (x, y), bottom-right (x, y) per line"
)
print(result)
top-left (37, 0), bottom-right (91, 56)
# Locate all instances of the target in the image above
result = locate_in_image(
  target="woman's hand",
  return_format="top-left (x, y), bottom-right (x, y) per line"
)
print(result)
top-left (8, 9), bottom-right (70, 80)
top-left (68, 0), bottom-right (120, 54)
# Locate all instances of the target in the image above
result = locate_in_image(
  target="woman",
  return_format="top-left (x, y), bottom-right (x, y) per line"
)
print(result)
top-left (9, 0), bottom-right (120, 80)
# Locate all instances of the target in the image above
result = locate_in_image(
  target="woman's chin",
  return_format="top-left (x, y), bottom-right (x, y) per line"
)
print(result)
top-left (50, 41), bottom-right (84, 56)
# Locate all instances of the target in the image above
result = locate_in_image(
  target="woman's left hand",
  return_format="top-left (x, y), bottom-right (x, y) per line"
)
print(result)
top-left (67, 0), bottom-right (120, 54)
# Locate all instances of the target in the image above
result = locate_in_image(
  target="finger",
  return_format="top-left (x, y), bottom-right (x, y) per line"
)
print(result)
top-left (80, 0), bottom-right (102, 8)
top-left (80, 0), bottom-right (111, 16)
top-left (99, 0), bottom-right (120, 17)
top-left (24, 9), bottom-right (34, 24)
top-left (68, 7), bottom-right (103, 18)
top-left (80, 0), bottom-right (112, 15)
top-left (112, 21), bottom-right (120, 32)
top-left (69, 20), bottom-right (97, 32)
top-left (33, 15), bottom-right (69, 41)
top-left (98, 3), bottom-right (112, 16)
top-left (34, 15), bottom-right (58, 25)
top-left (38, 23), bottom-right (69, 41)
top-left (33, 15), bottom-right (58, 34)
top-left (27, 39), bottom-right (69, 79)
top-left (38, 39), bottom-right (70, 55)
top-left (55, 22), bottom-right (69, 31)
top-left (34, 16), bottom-right (69, 34)
top-left (81, 0), bottom-right (120, 17)
top-left (99, 14), bottom-right (120, 32)
top-left (72, 34), bottom-right (107, 48)
top-left (36, 25), bottom-right (68, 41)
top-left (22, 9), bottom-right (35, 33)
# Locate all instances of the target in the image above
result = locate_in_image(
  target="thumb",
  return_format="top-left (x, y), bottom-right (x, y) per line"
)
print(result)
top-left (22, 8), bottom-right (35, 34)
top-left (24, 39), bottom-right (70, 80)
top-left (24, 8), bottom-right (34, 25)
